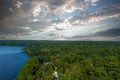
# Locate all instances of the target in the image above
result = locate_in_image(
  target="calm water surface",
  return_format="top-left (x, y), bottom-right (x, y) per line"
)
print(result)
top-left (0, 46), bottom-right (29, 80)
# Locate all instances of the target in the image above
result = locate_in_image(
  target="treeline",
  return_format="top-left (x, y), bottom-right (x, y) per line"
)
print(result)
top-left (0, 40), bottom-right (120, 80)
top-left (15, 41), bottom-right (120, 80)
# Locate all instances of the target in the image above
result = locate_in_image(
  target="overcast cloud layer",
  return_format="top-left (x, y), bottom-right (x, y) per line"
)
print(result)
top-left (0, 0), bottom-right (120, 40)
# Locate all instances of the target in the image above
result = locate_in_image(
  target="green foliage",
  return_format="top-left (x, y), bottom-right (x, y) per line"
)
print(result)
top-left (0, 40), bottom-right (120, 80)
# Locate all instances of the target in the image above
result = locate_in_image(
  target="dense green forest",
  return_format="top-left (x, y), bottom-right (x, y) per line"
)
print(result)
top-left (0, 40), bottom-right (120, 80)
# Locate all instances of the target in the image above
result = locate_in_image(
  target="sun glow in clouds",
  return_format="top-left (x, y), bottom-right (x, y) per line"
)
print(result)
top-left (0, 0), bottom-right (120, 40)
top-left (33, 5), bottom-right (41, 17)
top-left (53, 19), bottom-right (72, 31)
top-left (15, 1), bottom-right (22, 9)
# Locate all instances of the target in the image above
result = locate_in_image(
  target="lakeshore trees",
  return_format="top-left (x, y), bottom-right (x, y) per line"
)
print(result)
top-left (0, 41), bottom-right (119, 80)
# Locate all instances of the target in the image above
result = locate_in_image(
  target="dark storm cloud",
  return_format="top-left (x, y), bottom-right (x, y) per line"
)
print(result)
top-left (0, 0), bottom-right (14, 19)
top-left (0, 0), bottom-right (26, 18)
top-left (94, 28), bottom-right (120, 37)
top-left (67, 28), bottom-right (120, 41)
top-left (0, 23), bottom-right (31, 35)
top-left (0, 0), bottom-right (33, 38)
top-left (0, 0), bottom-right (34, 20)
top-left (44, 0), bottom-right (71, 10)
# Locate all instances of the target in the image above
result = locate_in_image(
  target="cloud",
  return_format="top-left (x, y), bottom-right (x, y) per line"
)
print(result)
top-left (94, 28), bottom-right (120, 37)
top-left (91, 0), bottom-right (99, 6)
top-left (52, 19), bottom-right (72, 31)
top-left (29, 0), bottom-right (72, 12)
top-left (9, 8), bottom-right (14, 12)
top-left (69, 9), bottom-right (120, 26)
top-left (116, 4), bottom-right (120, 9)
top-left (0, 0), bottom-right (120, 40)
top-left (14, 1), bottom-right (22, 9)
top-left (60, 28), bottom-right (120, 41)
top-left (88, 11), bottom-right (120, 23)
top-left (44, 0), bottom-right (72, 11)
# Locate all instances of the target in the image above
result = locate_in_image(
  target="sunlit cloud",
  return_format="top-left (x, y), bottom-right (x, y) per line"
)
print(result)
top-left (14, 1), bottom-right (23, 9)
top-left (20, 27), bottom-right (31, 30)
top-left (0, 0), bottom-right (119, 40)
top-left (9, 8), bottom-right (14, 12)
top-left (91, 0), bottom-right (99, 6)
top-left (33, 5), bottom-right (41, 17)
top-left (52, 19), bottom-right (72, 31)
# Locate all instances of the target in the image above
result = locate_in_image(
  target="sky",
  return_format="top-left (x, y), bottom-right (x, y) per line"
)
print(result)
top-left (0, 0), bottom-right (120, 40)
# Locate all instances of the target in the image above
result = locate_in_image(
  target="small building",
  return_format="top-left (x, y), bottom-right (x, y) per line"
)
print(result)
top-left (53, 71), bottom-right (58, 78)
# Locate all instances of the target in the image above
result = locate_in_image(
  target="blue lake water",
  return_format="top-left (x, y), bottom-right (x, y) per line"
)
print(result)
top-left (0, 46), bottom-right (29, 80)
